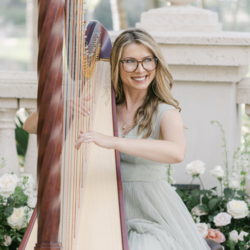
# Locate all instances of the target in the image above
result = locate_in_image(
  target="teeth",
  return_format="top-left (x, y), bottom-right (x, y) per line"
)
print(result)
top-left (133, 76), bottom-right (146, 81)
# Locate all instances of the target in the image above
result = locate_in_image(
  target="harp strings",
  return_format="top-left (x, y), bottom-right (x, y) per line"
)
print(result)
top-left (60, 0), bottom-right (101, 249)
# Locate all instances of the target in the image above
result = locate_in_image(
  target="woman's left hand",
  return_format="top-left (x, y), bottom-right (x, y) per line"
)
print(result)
top-left (75, 130), bottom-right (116, 150)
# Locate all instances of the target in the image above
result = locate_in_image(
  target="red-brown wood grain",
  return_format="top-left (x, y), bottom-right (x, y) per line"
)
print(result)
top-left (35, 0), bottom-right (64, 249)
top-left (18, 206), bottom-right (37, 250)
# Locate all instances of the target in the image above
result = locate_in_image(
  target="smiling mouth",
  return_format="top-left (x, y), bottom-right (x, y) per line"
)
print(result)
top-left (131, 75), bottom-right (148, 82)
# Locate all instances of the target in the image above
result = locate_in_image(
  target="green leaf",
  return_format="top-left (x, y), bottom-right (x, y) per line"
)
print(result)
top-left (234, 196), bottom-right (243, 200)
top-left (237, 190), bottom-right (248, 197)
top-left (224, 188), bottom-right (235, 199)
top-left (207, 190), bottom-right (213, 196)
top-left (198, 204), bottom-right (209, 212)
top-left (208, 215), bottom-right (214, 222)
top-left (208, 198), bottom-right (220, 210)
top-left (7, 197), bottom-right (14, 206)
top-left (191, 189), bottom-right (200, 196)
top-left (4, 206), bottom-right (13, 217)
top-left (228, 239), bottom-right (235, 250)
top-left (202, 195), bottom-right (209, 205)
top-left (176, 188), bottom-right (184, 197)
top-left (200, 190), bottom-right (209, 195)
top-left (190, 194), bottom-right (200, 208)
top-left (211, 186), bottom-right (217, 190)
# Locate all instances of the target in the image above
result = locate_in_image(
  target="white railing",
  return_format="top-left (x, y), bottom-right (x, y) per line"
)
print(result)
top-left (0, 71), bottom-right (37, 178)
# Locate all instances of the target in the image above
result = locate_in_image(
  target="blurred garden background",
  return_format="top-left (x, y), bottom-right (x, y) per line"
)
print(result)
top-left (1, 0), bottom-right (250, 71)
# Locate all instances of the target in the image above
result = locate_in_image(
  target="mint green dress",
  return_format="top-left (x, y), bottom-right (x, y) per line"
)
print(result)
top-left (120, 103), bottom-right (210, 250)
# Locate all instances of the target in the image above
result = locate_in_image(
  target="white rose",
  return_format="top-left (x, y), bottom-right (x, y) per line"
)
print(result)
top-left (19, 174), bottom-right (37, 191)
top-left (210, 165), bottom-right (225, 179)
top-left (196, 223), bottom-right (208, 238)
top-left (229, 230), bottom-right (238, 243)
top-left (24, 186), bottom-right (34, 196)
top-left (2, 235), bottom-right (12, 246)
top-left (213, 212), bottom-right (232, 227)
top-left (191, 206), bottom-right (208, 216)
top-left (228, 176), bottom-right (242, 190)
top-left (7, 206), bottom-right (28, 230)
top-left (186, 160), bottom-right (205, 176)
top-left (238, 231), bottom-right (249, 241)
top-left (227, 200), bottom-right (249, 219)
top-left (0, 173), bottom-right (19, 198)
top-left (27, 195), bottom-right (37, 208)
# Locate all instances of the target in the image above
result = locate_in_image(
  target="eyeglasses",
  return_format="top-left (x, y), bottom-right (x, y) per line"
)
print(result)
top-left (120, 57), bottom-right (158, 73)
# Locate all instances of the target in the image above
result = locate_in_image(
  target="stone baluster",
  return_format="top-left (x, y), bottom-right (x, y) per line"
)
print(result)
top-left (0, 98), bottom-right (20, 176)
top-left (20, 99), bottom-right (37, 179)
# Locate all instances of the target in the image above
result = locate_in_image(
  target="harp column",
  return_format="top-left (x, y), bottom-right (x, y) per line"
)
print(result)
top-left (35, 0), bottom-right (64, 249)
top-left (132, 0), bottom-right (250, 193)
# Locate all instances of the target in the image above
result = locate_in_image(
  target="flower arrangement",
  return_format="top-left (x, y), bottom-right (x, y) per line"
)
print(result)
top-left (169, 121), bottom-right (250, 250)
top-left (0, 158), bottom-right (37, 250)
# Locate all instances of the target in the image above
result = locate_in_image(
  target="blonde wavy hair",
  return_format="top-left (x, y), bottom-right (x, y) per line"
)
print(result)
top-left (110, 28), bottom-right (181, 138)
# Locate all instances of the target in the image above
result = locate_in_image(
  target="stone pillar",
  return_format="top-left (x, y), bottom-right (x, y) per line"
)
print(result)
top-left (20, 99), bottom-right (37, 179)
top-left (109, 0), bottom-right (250, 193)
top-left (0, 99), bottom-right (20, 176)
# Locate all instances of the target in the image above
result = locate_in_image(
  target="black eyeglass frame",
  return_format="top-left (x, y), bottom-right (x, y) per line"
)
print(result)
top-left (120, 57), bottom-right (158, 73)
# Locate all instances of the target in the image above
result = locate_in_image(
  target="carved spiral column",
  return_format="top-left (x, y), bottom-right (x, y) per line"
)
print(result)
top-left (35, 0), bottom-right (64, 249)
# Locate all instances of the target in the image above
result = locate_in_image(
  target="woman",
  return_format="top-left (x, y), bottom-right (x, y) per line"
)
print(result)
top-left (24, 29), bottom-right (211, 249)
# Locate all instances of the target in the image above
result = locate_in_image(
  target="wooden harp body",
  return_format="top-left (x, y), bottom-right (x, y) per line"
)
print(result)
top-left (19, 1), bottom-right (128, 249)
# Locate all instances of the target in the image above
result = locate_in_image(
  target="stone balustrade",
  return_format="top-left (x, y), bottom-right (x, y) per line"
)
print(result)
top-left (0, 71), bottom-right (37, 178)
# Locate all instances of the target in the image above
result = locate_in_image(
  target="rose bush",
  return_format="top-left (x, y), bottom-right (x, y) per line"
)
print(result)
top-left (0, 166), bottom-right (37, 250)
top-left (170, 121), bottom-right (250, 250)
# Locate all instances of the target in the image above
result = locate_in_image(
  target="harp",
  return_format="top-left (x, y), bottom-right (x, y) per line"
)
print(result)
top-left (19, 0), bottom-right (129, 249)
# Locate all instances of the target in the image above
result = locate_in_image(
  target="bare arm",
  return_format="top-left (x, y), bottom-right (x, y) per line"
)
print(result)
top-left (23, 110), bottom-right (38, 134)
top-left (75, 109), bottom-right (186, 164)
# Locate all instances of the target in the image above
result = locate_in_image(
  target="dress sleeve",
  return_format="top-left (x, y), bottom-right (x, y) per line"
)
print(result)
top-left (152, 103), bottom-right (177, 139)
top-left (157, 103), bottom-right (177, 123)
